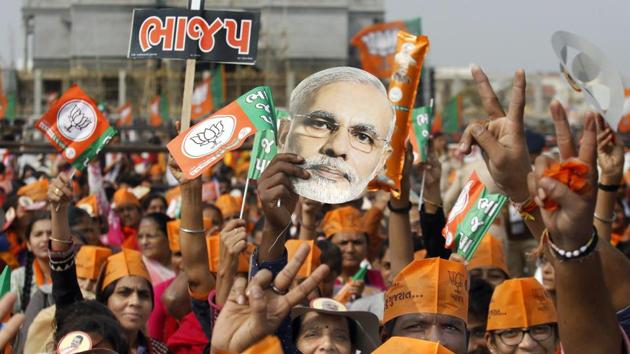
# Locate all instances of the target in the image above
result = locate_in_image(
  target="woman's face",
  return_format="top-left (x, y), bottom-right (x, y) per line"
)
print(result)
top-left (28, 219), bottom-right (51, 260)
top-left (296, 312), bottom-right (352, 354)
top-left (106, 276), bottom-right (152, 333)
top-left (146, 198), bottom-right (166, 214)
top-left (137, 218), bottom-right (170, 265)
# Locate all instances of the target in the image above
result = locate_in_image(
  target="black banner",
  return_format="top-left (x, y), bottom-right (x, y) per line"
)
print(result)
top-left (128, 8), bottom-right (260, 65)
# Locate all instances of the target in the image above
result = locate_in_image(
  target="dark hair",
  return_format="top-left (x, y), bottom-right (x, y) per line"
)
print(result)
top-left (68, 206), bottom-right (91, 226)
top-left (468, 277), bottom-right (494, 324)
top-left (54, 300), bottom-right (130, 354)
top-left (142, 194), bottom-right (167, 212)
top-left (316, 239), bottom-right (342, 276)
top-left (96, 277), bottom-right (155, 311)
top-left (140, 212), bottom-right (171, 238)
top-left (22, 211), bottom-right (51, 312)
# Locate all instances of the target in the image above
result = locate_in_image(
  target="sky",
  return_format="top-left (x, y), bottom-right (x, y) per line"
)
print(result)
top-left (385, 0), bottom-right (630, 81)
top-left (0, 0), bottom-right (628, 80)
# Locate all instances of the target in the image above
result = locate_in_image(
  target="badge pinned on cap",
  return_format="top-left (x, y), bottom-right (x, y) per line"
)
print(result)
top-left (57, 331), bottom-right (92, 354)
top-left (551, 31), bottom-right (624, 130)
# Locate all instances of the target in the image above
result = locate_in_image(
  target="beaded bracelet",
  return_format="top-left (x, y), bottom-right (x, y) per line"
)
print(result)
top-left (545, 227), bottom-right (598, 261)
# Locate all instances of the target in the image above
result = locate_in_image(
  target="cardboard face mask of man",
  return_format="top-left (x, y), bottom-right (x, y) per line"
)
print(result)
top-left (278, 67), bottom-right (395, 204)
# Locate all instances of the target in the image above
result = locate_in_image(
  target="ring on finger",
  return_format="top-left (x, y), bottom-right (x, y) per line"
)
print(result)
top-left (270, 284), bottom-right (288, 295)
top-left (54, 188), bottom-right (61, 196)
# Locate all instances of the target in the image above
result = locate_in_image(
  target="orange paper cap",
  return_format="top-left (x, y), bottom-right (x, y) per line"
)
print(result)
top-left (486, 277), bottom-right (557, 331)
top-left (285, 240), bottom-right (321, 278)
top-left (206, 235), bottom-right (255, 273)
top-left (112, 187), bottom-right (140, 208)
top-left (167, 219), bottom-right (214, 253)
top-left (374, 336), bottom-right (453, 354)
top-left (215, 194), bottom-right (240, 218)
top-left (467, 234), bottom-right (509, 275)
top-left (322, 206), bottom-right (366, 238)
top-left (76, 246), bottom-right (113, 280)
top-left (76, 194), bottom-right (99, 218)
top-left (17, 178), bottom-right (49, 202)
top-left (242, 336), bottom-right (283, 354)
top-left (102, 248), bottom-right (150, 289)
top-left (414, 249), bottom-right (427, 260)
top-left (383, 258), bottom-right (468, 324)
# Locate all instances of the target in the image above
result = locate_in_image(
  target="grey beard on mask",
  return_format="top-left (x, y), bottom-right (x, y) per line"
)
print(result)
top-left (292, 154), bottom-right (373, 204)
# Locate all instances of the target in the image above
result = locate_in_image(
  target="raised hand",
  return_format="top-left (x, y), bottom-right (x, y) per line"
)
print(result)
top-left (595, 116), bottom-right (624, 184)
top-left (420, 152), bottom-right (442, 206)
top-left (211, 243), bottom-right (329, 353)
top-left (48, 174), bottom-right (73, 209)
top-left (459, 66), bottom-right (531, 202)
top-left (527, 113), bottom-right (597, 249)
top-left (220, 219), bottom-right (248, 259)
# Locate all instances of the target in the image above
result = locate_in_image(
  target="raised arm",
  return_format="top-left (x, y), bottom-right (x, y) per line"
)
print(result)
top-left (298, 198), bottom-right (322, 241)
top-left (216, 219), bottom-right (248, 306)
top-left (419, 153), bottom-right (449, 259)
top-left (169, 158), bottom-right (215, 299)
top-left (388, 146), bottom-right (414, 277)
top-left (528, 113), bottom-right (621, 354)
top-left (593, 115), bottom-right (624, 242)
top-left (47, 174), bottom-right (84, 309)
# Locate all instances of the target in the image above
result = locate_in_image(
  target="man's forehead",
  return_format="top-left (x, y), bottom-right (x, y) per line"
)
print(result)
top-left (307, 82), bottom-right (392, 132)
top-left (398, 313), bottom-right (466, 326)
top-left (333, 231), bottom-right (366, 241)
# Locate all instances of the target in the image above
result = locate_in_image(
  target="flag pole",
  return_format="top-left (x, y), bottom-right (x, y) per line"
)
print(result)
top-left (418, 169), bottom-right (426, 210)
top-left (180, 0), bottom-right (204, 131)
top-left (239, 178), bottom-right (249, 219)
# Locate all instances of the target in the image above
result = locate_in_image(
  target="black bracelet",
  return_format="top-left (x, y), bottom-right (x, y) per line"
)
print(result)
top-left (598, 182), bottom-right (621, 192)
top-left (388, 201), bottom-right (412, 214)
top-left (547, 227), bottom-right (598, 261)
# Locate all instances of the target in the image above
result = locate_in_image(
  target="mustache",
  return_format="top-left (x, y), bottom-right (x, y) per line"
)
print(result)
top-left (301, 155), bottom-right (356, 183)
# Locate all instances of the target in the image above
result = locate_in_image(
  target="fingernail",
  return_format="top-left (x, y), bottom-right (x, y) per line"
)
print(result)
top-left (534, 196), bottom-right (544, 207)
top-left (459, 143), bottom-right (467, 152)
top-left (537, 187), bottom-right (546, 200)
top-left (251, 286), bottom-right (263, 299)
top-left (237, 294), bottom-right (246, 305)
top-left (540, 177), bottom-right (554, 190)
top-left (471, 124), bottom-right (484, 135)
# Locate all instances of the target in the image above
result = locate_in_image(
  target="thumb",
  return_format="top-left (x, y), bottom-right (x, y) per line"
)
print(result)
top-left (539, 177), bottom-right (582, 210)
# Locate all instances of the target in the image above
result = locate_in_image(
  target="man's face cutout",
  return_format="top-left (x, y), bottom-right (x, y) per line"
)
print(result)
top-left (278, 81), bottom-right (393, 204)
top-left (551, 31), bottom-right (624, 130)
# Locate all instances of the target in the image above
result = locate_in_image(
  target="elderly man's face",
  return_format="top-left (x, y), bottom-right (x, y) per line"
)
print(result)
top-left (285, 81), bottom-right (392, 203)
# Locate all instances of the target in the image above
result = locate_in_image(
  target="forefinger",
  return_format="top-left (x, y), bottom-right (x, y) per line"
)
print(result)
top-left (471, 65), bottom-right (506, 120)
top-left (578, 113), bottom-right (597, 170)
top-left (550, 100), bottom-right (577, 159)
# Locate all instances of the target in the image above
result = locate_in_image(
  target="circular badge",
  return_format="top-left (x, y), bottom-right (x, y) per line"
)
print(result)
top-left (310, 297), bottom-right (348, 312)
top-left (57, 331), bottom-right (92, 354)
top-left (57, 100), bottom-right (98, 142)
top-left (64, 147), bottom-right (76, 160)
top-left (388, 87), bottom-right (403, 103)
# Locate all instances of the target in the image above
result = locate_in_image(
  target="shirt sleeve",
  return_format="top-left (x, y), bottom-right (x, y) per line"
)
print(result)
top-left (48, 244), bottom-right (84, 311)
top-left (420, 204), bottom-right (451, 259)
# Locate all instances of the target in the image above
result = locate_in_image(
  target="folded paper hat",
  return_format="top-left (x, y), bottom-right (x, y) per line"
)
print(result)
top-left (17, 178), bottom-right (49, 202)
top-left (383, 257), bottom-right (468, 324)
top-left (102, 248), bottom-right (150, 289)
top-left (374, 336), bottom-right (454, 354)
top-left (322, 206), bottom-right (367, 238)
top-left (206, 235), bottom-right (255, 273)
top-left (76, 245), bottom-right (113, 281)
top-left (242, 336), bottom-right (283, 354)
top-left (467, 233), bottom-right (509, 276)
top-left (215, 194), bottom-right (241, 217)
top-left (112, 187), bottom-right (140, 208)
top-left (285, 240), bottom-right (321, 278)
top-left (76, 194), bottom-right (99, 218)
top-left (486, 277), bottom-right (557, 331)
top-left (167, 218), bottom-right (214, 253)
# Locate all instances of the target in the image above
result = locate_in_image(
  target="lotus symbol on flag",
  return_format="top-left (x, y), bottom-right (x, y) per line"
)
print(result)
top-left (65, 104), bottom-right (92, 132)
top-left (181, 116), bottom-right (236, 159)
top-left (191, 121), bottom-right (225, 147)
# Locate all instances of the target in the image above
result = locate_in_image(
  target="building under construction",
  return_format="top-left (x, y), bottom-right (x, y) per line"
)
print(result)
top-left (18, 0), bottom-right (385, 120)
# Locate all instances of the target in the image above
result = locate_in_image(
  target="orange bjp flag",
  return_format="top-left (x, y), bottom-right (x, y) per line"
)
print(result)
top-left (191, 78), bottom-right (214, 120)
top-left (149, 96), bottom-right (162, 127)
top-left (116, 103), bottom-right (133, 127)
top-left (35, 85), bottom-right (117, 170)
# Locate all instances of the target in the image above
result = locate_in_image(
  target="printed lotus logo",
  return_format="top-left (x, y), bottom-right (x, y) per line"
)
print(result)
top-left (57, 100), bottom-right (97, 142)
top-left (182, 115), bottom-right (236, 158)
top-left (448, 179), bottom-right (473, 224)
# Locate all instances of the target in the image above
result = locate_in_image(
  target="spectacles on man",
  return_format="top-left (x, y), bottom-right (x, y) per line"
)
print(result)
top-left (495, 324), bottom-right (554, 346)
top-left (292, 111), bottom-right (388, 153)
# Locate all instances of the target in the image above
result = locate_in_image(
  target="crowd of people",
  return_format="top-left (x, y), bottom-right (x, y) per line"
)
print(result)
top-left (0, 64), bottom-right (629, 354)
